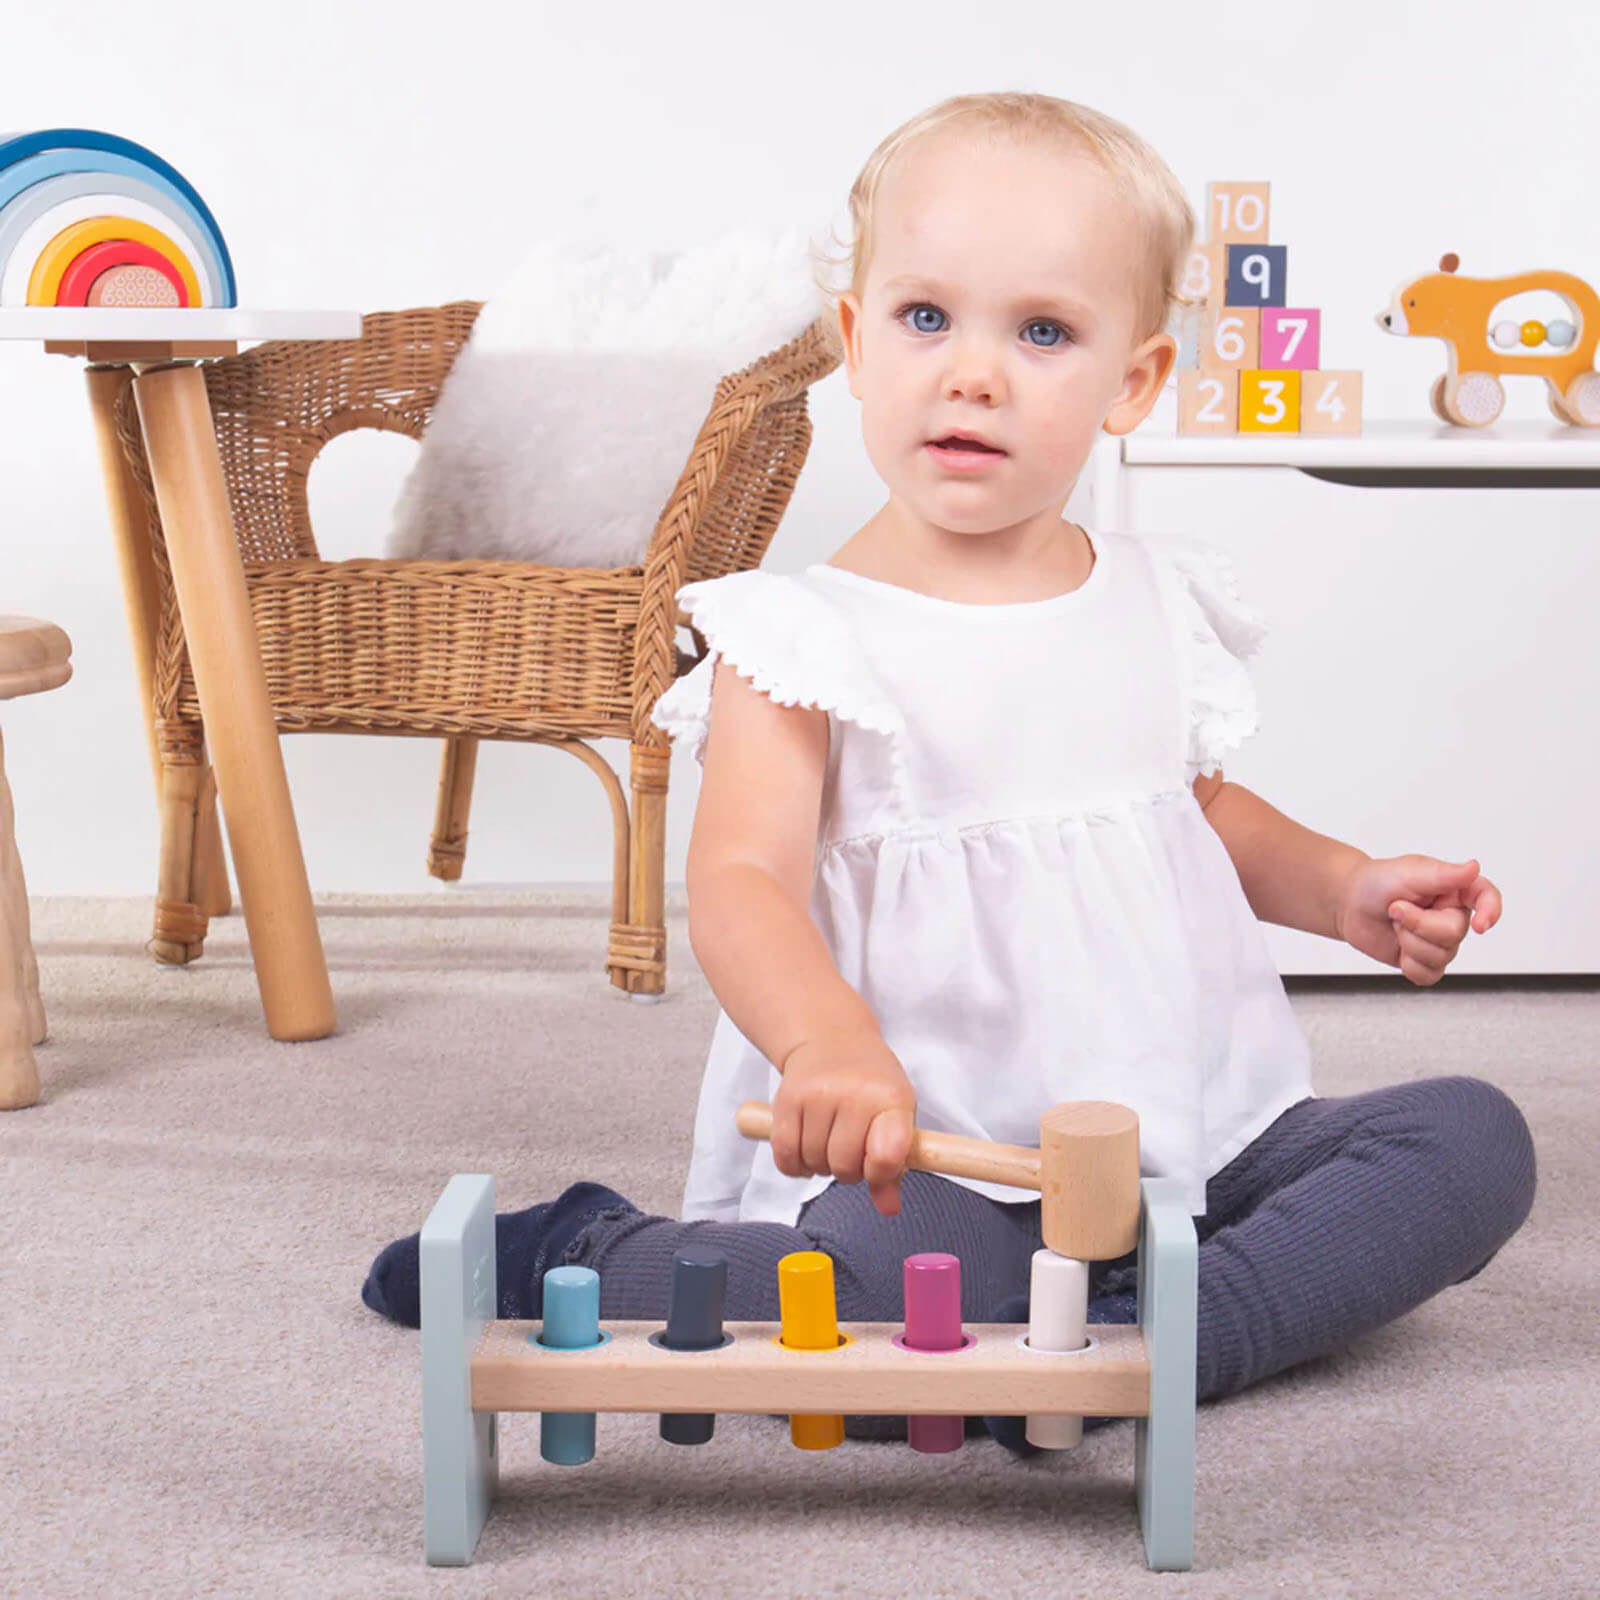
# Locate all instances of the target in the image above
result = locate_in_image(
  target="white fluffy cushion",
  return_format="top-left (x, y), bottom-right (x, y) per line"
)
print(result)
top-left (386, 224), bottom-right (827, 568)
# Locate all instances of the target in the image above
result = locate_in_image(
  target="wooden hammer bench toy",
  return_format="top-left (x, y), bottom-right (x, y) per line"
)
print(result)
top-left (418, 1099), bottom-right (1198, 1571)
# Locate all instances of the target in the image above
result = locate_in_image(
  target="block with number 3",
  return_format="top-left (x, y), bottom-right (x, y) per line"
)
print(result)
top-left (1261, 308), bottom-right (1320, 370)
top-left (1178, 370), bottom-right (1238, 434)
top-left (1239, 370), bottom-right (1301, 433)
top-left (1301, 371), bottom-right (1363, 434)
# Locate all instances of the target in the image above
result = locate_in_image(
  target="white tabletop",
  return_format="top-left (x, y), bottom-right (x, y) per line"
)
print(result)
top-left (0, 308), bottom-right (362, 342)
top-left (1123, 419), bottom-right (1600, 470)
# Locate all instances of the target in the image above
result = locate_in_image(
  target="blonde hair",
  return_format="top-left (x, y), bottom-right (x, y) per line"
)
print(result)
top-left (812, 92), bottom-right (1195, 350)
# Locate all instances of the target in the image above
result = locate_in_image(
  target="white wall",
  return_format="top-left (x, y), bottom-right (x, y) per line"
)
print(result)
top-left (2, 0), bottom-right (1596, 903)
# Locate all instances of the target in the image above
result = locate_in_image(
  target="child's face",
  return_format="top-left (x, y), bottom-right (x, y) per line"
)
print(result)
top-left (837, 133), bottom-right (1174, 548)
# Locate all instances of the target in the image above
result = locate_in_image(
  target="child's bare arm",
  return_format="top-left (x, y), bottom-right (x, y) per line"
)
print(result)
top-left (686, 660), bottom-right (915, 1213)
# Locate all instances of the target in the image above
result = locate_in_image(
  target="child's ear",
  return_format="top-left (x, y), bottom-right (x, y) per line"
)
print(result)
top-left (1101, 331), bottom-right (1177, 436)
top-left (837, 292), bottom-right (864, 399)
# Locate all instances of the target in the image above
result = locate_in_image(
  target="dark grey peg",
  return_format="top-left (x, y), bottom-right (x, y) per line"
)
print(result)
top-left (658, 1249), bottom-right (727, 1446)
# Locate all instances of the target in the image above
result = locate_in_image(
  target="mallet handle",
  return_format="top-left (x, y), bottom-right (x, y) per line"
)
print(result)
top-left (735, 1101), bottom-right (1043, 1192)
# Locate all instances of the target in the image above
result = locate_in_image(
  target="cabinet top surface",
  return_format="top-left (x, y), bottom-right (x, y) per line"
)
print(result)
top-left (1124, 420), bottom-right (1600, 469)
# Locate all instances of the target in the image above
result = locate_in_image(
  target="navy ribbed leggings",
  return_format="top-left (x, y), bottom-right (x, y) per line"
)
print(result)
top-left (559, 1074), bottom-right (1536, 1415)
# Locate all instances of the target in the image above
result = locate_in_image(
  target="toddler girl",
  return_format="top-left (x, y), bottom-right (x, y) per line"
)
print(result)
top-left (364, 92), bottom-right (1536, 1447)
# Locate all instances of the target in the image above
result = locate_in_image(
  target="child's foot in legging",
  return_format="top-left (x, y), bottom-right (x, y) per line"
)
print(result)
top-left (982, 1289), bottom-right (1139, 1455)
top-left (360, 1181), bottom-right (637, 1327)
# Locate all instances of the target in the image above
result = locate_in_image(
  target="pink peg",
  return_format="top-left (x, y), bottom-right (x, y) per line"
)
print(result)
top-left (902, 1252), bottom-right (965, 1453)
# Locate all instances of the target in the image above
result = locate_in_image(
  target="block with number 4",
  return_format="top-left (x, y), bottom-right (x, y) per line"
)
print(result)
top-left (1261, 308), bottom-right (1320, 370)
top-left (1178, 370), bottom-right (1238, 433)
top-left (1301, 371), bottom-right (1363, 434)
top-left (1239, 370), bottom-right (1301, 432)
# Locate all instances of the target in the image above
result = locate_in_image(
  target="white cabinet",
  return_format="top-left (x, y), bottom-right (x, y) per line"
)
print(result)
top-left (1079, 423), bottom-right (1600, 974)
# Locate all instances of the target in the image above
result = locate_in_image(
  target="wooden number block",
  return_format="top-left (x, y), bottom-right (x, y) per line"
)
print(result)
top-left (1260, 308), bottom-right (1320, 370)
top-left (1239, 370), bottom-right (1301, 433)
top-left (1206, 182), bottom-right (1270, 243)
top-left (1168, 302), bottom-right (1210, 370)
top-left (1200, 307), bottom-right (1258, 372)
top-left (1177, 242), bottom-right (1227, 315)
top-left (1300, 370), bottom-right (1363, 434)
top-left (1178, 370), bottom-right (1238, 433)
top-left (1225, 244), bottom-right (1288, 309)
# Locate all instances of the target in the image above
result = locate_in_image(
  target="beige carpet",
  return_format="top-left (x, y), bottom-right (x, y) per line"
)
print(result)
top-left (1, 891), bottom-right (1591, 1599)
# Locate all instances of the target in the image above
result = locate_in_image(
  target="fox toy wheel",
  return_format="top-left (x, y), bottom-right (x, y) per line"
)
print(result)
top-left (1562, 372), bottom-right (1600, 427)
top-left (1429, 375), bottom-right (1454, 423)
top-left (1443, 371), bottom-right (1505, 427)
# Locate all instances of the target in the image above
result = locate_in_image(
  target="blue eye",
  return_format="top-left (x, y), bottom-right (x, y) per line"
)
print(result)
top-left (900, 304), bottom-right (947, 334)
top-left (1025, 320), bottom-right (1068, 348)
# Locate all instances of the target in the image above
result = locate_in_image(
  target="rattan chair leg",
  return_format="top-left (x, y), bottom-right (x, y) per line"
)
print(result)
top-left (0, 731), bottom-right (40, 1109)
top-left (428, 738), bottom-right (479, 881)
top-left (193, 760), bottom-right (232, 918)
top-left (152, 758), bottom-right (209, 965)
top-left (623, 740), bottom-right (669, 999)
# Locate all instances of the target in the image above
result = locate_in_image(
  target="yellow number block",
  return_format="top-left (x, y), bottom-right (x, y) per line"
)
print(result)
top-left (1239, 370), bottom-right (1301, 432)
top-left (1200, 307), bottom-right (1258, 372)
top-left (1178, 370), bottom-right (1238, 434)
top-left (1301, 371), bottom-right (1363, 435)
top-left (1206, 182), bottom-right (1270, 244)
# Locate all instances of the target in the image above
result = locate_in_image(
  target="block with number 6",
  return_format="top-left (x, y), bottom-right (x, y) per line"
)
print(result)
top-left (1178, 370), bottom-right (1239, 434)
top-left (1200, 307), bottom-right (1259, 372)
top-left (1239, 370), bottom-right (1301, 433)
top-left (1300, 371), bottom-right (1363, 434)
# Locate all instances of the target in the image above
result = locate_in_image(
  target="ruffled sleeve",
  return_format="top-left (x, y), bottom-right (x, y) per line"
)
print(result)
top-left (1139, 533), bottom-right (1269, 782)
top-left (650, 569), bottom-right (906, 778)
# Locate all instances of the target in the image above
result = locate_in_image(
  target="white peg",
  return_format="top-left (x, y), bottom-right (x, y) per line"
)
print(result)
top-left (1024, 1247), bottom-right (1089, 1449)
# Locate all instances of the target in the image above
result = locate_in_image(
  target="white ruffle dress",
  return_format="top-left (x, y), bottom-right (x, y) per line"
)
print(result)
top-left (651, 527), bottom-right (1315, 1226)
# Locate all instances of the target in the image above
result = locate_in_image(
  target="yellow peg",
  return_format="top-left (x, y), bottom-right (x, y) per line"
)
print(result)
top-left (778, 1251), bottom-right (846, 1450)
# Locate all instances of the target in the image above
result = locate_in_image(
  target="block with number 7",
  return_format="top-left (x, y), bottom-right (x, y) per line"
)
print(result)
top-left (1261, 308), bottom-right (1320, 370)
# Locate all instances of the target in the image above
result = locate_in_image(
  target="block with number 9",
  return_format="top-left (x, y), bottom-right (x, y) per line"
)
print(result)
top-left (1178, 370), bottom-right (1238, 434)
top-left (1300, 371), bottom-right (1363, 434)
top-left (1239, 370), bottom-right (1301, 433)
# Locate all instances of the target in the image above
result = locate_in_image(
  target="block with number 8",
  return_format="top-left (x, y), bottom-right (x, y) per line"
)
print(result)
top-left (1239, 370), bottom-right (1301, 433)
top-left (1300, 371), bottom-right (1363, 435)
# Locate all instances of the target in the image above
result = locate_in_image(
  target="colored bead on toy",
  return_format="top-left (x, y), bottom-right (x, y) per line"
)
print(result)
top-left (1520, 320), bottom-right (1546, 347)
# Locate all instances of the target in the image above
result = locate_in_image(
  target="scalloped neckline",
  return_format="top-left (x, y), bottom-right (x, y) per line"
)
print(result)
top-left (807, 528), bottom-right (1106, 617)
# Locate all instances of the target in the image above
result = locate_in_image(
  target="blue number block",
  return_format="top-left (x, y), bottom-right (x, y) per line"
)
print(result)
top-left (1225, 244), bottom-right (1287, 308)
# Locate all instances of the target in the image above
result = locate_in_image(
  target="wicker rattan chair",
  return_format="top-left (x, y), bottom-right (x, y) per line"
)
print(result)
top-left (113, 303), bottom-right (840, 997)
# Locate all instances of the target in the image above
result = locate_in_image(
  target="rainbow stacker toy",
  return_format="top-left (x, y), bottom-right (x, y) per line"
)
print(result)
top-left (0, 128), bottom-right (237, 309)
top-left (419, 1100), bottom-right (1199, 1572)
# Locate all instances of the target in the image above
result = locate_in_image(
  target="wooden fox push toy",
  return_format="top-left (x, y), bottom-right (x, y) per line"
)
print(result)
top-left (1377, 254), bottom-right (1600, 427)
top-left (418, 1100), bottom-right (1199, 1571)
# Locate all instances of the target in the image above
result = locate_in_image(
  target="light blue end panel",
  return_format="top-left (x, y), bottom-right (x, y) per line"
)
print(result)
top-left (1133, 1178), bottom-right (1197, 1573)
top-left (421, 1174), bottom-right (498, 1567)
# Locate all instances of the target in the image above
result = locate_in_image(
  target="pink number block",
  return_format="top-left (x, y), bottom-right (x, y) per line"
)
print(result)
top-left (1260, 308), bottom-right (1320, 370)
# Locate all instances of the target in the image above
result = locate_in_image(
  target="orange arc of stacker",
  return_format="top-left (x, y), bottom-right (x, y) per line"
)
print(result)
top-left (26, 216), bottom-right (203, 307)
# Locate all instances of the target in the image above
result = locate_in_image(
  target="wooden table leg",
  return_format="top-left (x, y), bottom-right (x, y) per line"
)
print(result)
top-left (84, 362), bottom-right (233, 921)
top-left (0, 728), bottom-right (41, 1108)
top-left (131, 363), bottom-right (336, 1042)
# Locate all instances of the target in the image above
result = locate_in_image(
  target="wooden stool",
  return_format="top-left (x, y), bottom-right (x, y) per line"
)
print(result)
top-left (0, 617), bottom-right (72, 1110)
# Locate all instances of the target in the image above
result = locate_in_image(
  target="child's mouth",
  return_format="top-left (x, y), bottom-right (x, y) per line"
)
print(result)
top-left (927, 437), bottom-right (1006, 468)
